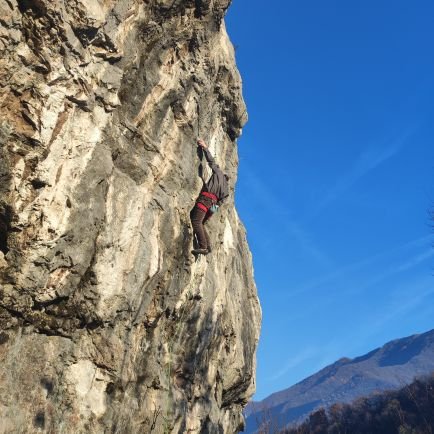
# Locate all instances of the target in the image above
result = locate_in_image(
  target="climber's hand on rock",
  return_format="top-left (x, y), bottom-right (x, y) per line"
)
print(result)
top-left (197, 138), bottom-right (207, 148)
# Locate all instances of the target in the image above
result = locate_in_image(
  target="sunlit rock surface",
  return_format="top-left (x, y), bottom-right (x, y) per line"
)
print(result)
top-left (0, 0), bottom-right (261, 432)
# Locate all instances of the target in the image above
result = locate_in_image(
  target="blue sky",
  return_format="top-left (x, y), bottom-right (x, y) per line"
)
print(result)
top-left (226, 0), bottom-right (434, 401)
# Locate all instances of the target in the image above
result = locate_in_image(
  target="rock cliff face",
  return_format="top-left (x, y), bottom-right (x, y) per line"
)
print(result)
top-left (0, 0), bottom-right (261, 432)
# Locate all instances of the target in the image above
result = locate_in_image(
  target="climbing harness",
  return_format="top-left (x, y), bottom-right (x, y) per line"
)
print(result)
top-left (196, 202), bottom-right (208, 213)
top-left (200, 191), bottom-right (217, 201)
top-left (195, 191), bottom-right (218, 214)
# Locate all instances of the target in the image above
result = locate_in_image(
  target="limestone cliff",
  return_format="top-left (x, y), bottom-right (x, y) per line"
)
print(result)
top-left (0, 0), bottom-right (261, 432)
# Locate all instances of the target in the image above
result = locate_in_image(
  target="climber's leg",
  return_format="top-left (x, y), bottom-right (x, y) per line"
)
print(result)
top-left (190, 206), bottom-right (208, 250)
top-left (203, 214), bottom-right (212, 253)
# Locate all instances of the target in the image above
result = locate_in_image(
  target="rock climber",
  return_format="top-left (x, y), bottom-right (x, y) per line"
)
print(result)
top-left (190, 138), bottom-right (229, 255)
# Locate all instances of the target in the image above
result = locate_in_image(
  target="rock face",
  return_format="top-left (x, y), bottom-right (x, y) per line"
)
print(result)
top-left (0, 1), bottom-right (261, 432)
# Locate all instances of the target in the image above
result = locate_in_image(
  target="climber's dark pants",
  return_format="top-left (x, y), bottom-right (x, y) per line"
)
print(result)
top-left (190, 197), bottom-right (212, 250)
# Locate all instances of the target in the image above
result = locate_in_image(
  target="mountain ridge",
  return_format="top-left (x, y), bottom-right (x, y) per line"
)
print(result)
top-left (245, 328), bottom-right (434, 433)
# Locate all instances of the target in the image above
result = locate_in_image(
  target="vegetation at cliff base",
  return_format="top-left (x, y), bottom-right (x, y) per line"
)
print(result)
top-left (282, 373), bottom-right (434, 434)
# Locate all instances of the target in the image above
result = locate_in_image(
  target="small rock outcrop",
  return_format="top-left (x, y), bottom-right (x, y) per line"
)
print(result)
top-left (0, 0), bottom-right (261, 432)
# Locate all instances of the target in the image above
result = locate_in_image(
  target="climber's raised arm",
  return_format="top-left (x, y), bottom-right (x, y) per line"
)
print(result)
top-left (197, 138), bottom-right (223, 175)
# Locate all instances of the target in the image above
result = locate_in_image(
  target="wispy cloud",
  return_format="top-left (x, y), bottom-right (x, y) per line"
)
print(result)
top-left (282, 219), bottom-right (332, 267)
top-left (287, 234), bottom-right (433, 298)
top-left (372, 282), bottom-right (434, 329)
top-left (268, 347), bottom-right (318, 381)
top-left (394, 249), bottom-right (434, 274)
top-left (313, 127), bottom-right (416, 214)
top-left (350, 275), bottom-right (434, 350)
top-left (302, 276), bottom-right (434, 375)
top-left (345, 247), bottom-right (434, 297)
top-left (241, 163), bottom-right (332, 267)
top-left (238, 126), bottom-right (418, 269)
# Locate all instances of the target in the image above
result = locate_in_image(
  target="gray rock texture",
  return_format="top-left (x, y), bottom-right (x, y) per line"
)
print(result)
top-left (0, 0), bottom-right (261, 432)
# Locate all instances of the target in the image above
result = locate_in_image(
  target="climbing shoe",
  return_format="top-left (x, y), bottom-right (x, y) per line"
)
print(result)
top-left (192, 248), bottom-right (209, 255)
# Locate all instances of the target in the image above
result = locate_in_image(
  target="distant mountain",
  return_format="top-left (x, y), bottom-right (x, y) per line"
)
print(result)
top-left (245, 329), bottom-right (434, 433)
top-left (282, 373), bottom-right (434, 434)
